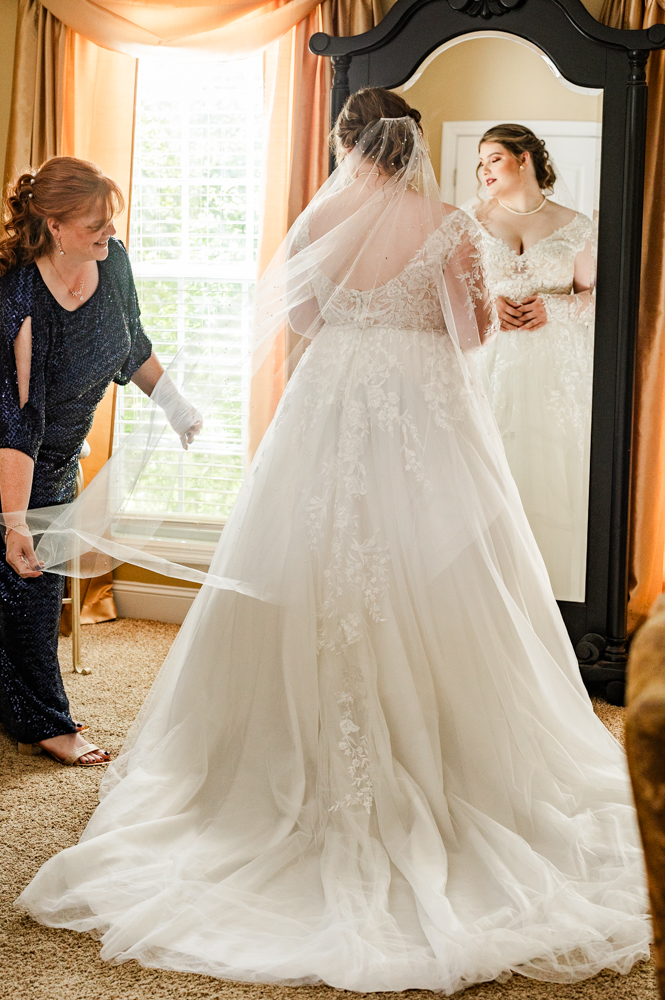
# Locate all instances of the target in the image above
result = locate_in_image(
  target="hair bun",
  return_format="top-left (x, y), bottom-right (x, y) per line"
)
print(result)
top-left (14, 175), bottom-right (36, 206)
top-left (331, 88), bottom-right (423, 172)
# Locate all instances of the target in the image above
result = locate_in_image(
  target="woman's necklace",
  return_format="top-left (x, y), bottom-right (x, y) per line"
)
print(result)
top-left (498, 196), bottom-right (547, 216)
top-left (50, 256), bottom-right (85, 301)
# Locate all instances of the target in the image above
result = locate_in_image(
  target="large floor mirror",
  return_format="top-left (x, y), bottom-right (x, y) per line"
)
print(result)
top-left (397, 33), bottom-right (602, 606)
top-left (310, 0), bottom-right (665, 702)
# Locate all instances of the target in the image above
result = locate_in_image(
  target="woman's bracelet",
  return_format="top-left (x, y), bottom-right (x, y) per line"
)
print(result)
top-left (5, 521), bottom-right (29, 535)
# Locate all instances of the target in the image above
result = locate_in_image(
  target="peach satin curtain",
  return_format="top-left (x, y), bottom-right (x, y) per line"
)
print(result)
top-left (5, 0), bottom-right (137, 624)
top-left (321, 0), bottom-right (385, 37)
top-left (248, 5), bottom-right (330, 458)
top-left (248, 0), bottom-right (384, 459)
top-left (3, 0), bottom-right (67, 187)
top-left (61, 30), bottom-right (137, 245)
top-left (37, 0), bottom-right (322, 57)
top-left (599, 0), bottom-right (665, 630)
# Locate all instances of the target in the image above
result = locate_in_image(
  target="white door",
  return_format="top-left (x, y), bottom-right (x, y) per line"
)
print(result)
top-left (441, 120), bottom-right (602, 217)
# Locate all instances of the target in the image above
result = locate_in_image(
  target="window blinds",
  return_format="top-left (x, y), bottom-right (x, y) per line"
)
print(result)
top-left (115, 56), bottom-right (264, 523)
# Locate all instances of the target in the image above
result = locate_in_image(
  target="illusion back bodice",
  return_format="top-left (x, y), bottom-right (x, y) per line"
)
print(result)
top-left (295, 209), bottom-right (478, 332)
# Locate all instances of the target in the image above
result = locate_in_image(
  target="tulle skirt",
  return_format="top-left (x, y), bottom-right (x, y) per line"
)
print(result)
top-left (481, 318), bottom-right (594, 603)
top-left (16, 323), bottom-right (648, 993)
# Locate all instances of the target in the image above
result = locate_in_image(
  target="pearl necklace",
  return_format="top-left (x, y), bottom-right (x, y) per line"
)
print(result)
top-left (50, 256), bottom-right (85, 301)
top-left (498, 196), bottom-right (547, 216)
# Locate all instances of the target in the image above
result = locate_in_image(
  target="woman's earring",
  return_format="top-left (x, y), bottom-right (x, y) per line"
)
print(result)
top-left (55, 238), bottom-right (64, 256)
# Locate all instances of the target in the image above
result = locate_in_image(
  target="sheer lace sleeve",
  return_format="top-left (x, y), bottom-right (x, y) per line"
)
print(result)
top-left (541, 288), bottom-right (594, 324)
top-left (443, 211), bottom-right (499, 350)
top-left (285, 210), bottom-right (323, 337)
top-left (540, 218), bottom-right (596, 326)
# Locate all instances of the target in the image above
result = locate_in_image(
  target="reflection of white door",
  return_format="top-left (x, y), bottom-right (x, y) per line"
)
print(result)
top-left (441, 120), bottom-right (602, 217)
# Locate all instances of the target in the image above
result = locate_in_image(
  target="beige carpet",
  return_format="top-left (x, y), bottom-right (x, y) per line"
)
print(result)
top-left (0, 618), bottom-right (657, 1000)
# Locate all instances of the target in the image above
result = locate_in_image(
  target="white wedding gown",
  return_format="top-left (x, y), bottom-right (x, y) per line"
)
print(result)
top-left (470, 209), bottom-right (595, 602)
top-left (17, 208), bottom-right (648, 993)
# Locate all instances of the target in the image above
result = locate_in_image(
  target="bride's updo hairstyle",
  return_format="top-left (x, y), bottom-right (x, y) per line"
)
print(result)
top-left (479, 123), bottom-right (557, 193)
top-left (331, 87), bottom-right (423, 173)
top-left (0, 156), bottom-right (124, 276)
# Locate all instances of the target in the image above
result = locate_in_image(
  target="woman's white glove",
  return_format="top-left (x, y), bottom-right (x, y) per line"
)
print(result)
top-left (150, 374), bottom-right (203, 450)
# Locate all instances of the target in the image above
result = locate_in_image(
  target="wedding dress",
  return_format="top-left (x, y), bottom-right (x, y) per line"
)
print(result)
top-left (16, 120), bottom-right (648, 994)
top-left (467, 206), bottom-right (595, 602)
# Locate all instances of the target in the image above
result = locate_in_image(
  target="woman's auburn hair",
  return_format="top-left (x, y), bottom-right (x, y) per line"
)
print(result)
top-left (331, 87), bottom-right (423, 173)
top-left (0, 156), bottom-right (124, 276)
top-left (478, 123), bottom-right (557, 193)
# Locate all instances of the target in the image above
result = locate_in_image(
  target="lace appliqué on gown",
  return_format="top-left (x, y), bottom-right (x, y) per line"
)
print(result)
top-left (470, 211), bottom-right (595, 306)
top-left (472, 210), bottom-right (595, 441)
top-left (470, 209), bottom-right (595, 602)
top-left (541, 290), bottom-right (595, 324)
top-left (282, 211), bottom-right (482, 811)
top-left (288, 210), bottom-right (478, 658)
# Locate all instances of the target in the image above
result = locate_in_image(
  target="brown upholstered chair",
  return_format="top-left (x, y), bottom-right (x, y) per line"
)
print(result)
top-left (626, 593), bottom-right (665, 996)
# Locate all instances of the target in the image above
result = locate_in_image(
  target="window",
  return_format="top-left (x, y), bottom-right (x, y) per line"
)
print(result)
top-left (114, 56), bottom-right (264, 527)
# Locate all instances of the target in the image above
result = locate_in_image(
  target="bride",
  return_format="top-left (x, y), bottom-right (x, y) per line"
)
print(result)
top-left (467, 124), bottom-right (595, 602)
top-left (16, 89), bottom-right (647, 994)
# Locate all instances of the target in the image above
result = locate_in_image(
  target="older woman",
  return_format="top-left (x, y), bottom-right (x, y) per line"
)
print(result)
top-left (0, 157), bottom-right (200, 767)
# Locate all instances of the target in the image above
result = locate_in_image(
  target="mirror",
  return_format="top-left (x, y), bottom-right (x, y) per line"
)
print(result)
top-left (311, 0), bottom-right (664, 697)
top-left (393, 33), bottom-right (602, 603)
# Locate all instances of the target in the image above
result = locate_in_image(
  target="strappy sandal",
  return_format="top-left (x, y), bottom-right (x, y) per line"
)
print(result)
top-left (17, 741), bottom-right (110, 766)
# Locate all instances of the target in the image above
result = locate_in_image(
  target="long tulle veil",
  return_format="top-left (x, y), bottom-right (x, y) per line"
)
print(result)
top-left (2, 118), bottom-right (493, 591)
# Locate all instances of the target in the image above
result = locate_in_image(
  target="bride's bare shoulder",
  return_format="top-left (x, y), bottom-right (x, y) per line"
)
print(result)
top-left (468, 199), bottom-right (498, 225)
top-left (438, 202), bottom-right (476, 228)
top-left (546, 201), bottom-right (578, 226)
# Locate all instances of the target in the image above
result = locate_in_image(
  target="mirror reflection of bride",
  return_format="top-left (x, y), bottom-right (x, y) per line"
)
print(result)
top-left (466, 124), bottom-right (595, 602)
top-left (16, 93), bottom-right (647, 993)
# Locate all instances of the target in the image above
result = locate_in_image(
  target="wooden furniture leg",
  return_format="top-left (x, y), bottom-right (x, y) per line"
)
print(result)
top-left (62, 459), bottom-right (90, 674)
top-left (626, 593), bottom-right (665, 996)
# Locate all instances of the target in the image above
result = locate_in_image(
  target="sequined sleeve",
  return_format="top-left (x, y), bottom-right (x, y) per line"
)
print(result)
top-left (0, 268), bottom-right (45, 460)
top-left (107, 239), bottom-right (153, 385)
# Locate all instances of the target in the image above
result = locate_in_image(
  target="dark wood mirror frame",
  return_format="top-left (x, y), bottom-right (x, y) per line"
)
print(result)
top-left (309, 0), bottom-right (665, 703)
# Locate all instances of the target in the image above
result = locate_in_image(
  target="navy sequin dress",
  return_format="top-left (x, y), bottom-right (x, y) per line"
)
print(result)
top-left (0, 238), bottom-right (152, 743)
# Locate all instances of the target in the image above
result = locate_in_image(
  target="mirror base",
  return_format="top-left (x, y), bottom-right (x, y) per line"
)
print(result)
top-left (579, 663), bottom-right (627, 707)
top-left (604, 681), bottom-right (627, 707)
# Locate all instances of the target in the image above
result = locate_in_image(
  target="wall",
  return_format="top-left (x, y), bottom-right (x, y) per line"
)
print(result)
top-left (0, 0), bottom-right (18, 175)
top-left (395, 36), bottom-right (602, 184)
top-left (112, 563), bottom-right (201, 624)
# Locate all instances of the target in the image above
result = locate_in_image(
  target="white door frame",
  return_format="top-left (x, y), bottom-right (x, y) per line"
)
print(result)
top-left (440, 119), bottom-right (603, 205)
